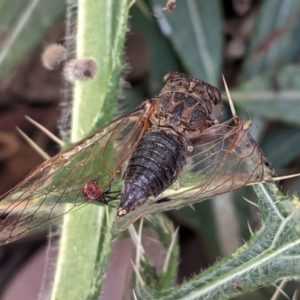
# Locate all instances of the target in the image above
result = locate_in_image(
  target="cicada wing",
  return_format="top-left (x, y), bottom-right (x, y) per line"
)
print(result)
top-left (114, 117), bottom-right (275, 232)
top-left (177, 117), bottom-right (275, 190)
top-left (0, 103), bottom-right (148, 245)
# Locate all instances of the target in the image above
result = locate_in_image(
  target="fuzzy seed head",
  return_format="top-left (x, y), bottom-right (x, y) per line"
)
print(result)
top-left (41, 44), bottom-right (68, 70)
top-left (63, 58), bottom-right (97, 83)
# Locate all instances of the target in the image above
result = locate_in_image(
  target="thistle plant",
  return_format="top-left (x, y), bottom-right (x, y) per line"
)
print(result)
top-left (0, 1), bottom-right (300, 300)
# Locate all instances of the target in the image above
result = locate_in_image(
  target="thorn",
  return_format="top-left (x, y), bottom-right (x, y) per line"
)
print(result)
top-left (245, 173), bottom-right (300, 187)
top-left (144, 215), bottom-right (152, 222)
top-left (16, 127), bottom-right (50, 160)
top-left (138, 217), bottom-right (143, 240)
top-left (129, 0), bottom-right (136, 8)
top-left (135, 0), bottom-right (152, 20)
top-left (25, 116), bottom-right (64, 146)
top-left (222, 74), bottom-right (237, 118)
top-left (247, 221), bottom-right (253, 236)
top-left (130, 260), bottom-right (145, 287)
top-left (189, 204), bottom-right (195, 211)
top-left (293, 285), bottom-right (300, 300)
top-left (128, 224), bottom-right (145, 255)
top-left (132, 289), bottom-right (138, 300)
top-left (162, 226), bottom-right (179, 273)
top-left (135, 218), bottom-right (144, 270)
top-left (243, 197), bottom-right (259, 208)
top-left (271, 173), bottom-right (300, 181)
top-left (271, 280), bottom-right (289, 300)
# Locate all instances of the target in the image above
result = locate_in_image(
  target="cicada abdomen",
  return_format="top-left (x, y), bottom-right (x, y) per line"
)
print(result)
top-left (118, 72), bottom-right (221, 216)
top-left (119, 128), bottom-right (186, 216)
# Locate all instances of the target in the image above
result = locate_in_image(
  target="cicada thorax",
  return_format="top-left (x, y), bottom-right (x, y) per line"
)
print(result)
top-left (149, 72), bottom-right (221, 135)
top-left (118, 72), bottom-right (221, 216)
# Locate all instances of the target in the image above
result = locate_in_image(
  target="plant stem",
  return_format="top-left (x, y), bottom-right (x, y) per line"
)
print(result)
top-left (50, 1), bottom-right (131, 299)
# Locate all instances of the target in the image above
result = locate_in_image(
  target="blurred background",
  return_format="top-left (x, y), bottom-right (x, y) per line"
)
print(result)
top-left (0, 0), bottom-right (300, 299)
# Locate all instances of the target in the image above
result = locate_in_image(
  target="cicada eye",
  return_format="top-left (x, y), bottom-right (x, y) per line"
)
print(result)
top-left (213, 88), bottom-right (222, 105)
top-left (163, 72), bottom-right (182, 83)
top-left (163, 72), bottom-right (173, 83)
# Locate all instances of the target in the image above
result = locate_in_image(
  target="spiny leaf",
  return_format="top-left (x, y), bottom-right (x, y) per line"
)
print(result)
top-left (139, 184), bottom-right (300, 300)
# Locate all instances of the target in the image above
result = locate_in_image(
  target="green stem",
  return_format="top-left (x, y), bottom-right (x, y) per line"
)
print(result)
top-left (50, 1), bottom-right (131, 299)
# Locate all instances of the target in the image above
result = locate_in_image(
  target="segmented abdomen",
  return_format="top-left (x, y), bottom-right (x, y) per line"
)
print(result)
top-left (118, 128), bottom-right (186, 215)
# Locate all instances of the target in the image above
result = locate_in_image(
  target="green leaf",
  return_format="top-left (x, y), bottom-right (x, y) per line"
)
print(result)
top-left (231, 65), bottom-right (300, 125)
top-left (241, 0), bottom-right (300, 80)
top-left (150, 184), bottom-right (300, 300)
top-left (261, 125), bottom-right (300, 169)
top-left (130, 4), bottom-right (182, 95)
top-left (0, 0), bottom-right (65, 80)
top-left (150, 0), bottom-right (223, 85)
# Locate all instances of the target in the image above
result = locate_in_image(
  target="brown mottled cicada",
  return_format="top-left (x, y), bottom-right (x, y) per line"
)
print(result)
top-left (0, 72), bottom-right (276, 244)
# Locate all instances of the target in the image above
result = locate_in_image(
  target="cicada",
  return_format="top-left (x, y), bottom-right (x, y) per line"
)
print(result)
top-left (0, 72), bottom-right (276, 245)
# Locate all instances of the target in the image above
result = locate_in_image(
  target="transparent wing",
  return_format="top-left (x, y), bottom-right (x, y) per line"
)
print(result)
top-left (115, 117), bottom-right (275, 231)
top-left (0, 103), bottom-right (148, 245)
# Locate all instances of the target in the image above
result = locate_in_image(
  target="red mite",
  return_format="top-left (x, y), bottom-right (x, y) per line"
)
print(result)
top-left (82, 181), bottom-right (119, 204)
top-left (83, 181), bottom-right (102, 201)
